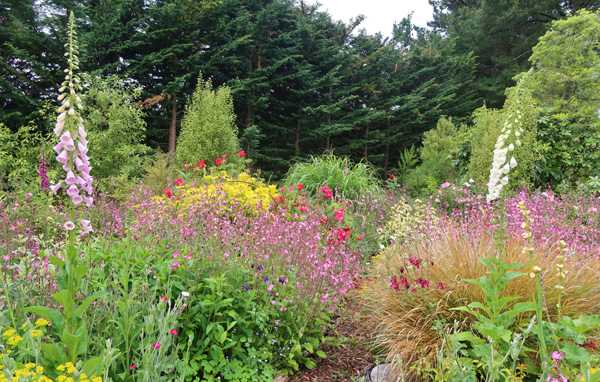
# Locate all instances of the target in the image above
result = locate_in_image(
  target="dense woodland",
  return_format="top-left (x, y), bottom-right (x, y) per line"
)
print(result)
top-left (1, 0), bottom-right (599, 179)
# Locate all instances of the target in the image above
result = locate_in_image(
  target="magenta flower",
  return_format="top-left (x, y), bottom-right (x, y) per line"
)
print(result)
top-left (170, 329), bottom-right (178, 335)
top-left (152, 343), bottom-right (161, 349)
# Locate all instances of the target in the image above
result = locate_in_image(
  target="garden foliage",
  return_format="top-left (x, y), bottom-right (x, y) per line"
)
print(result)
top-left (174, 75), bottom-right (240, 170)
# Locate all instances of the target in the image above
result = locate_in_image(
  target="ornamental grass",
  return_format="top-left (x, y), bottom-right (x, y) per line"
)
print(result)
top-left (358, 220), bottom-right (600, 378)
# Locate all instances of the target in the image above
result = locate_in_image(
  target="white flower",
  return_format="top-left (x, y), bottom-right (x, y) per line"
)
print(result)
top-left (508, 143), bottom-right (515, 151)
top-left (469, 178), bottom-right (474, 183)
top-left (510, 157), bottom-right (518, 168)
top-left (64, 221), bottom-right (75, 231)
top-left (181, 291), bottom-right (190, 297)
top-left (516, 139), bottom-right (522, 146)
top-left (501, 176), bottom-right (509, 185)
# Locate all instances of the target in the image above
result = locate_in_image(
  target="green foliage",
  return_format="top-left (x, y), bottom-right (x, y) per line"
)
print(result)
top-left (525, 10), bottom-right (600, 112)
top-left (174, 75), bottom-right (240, 170)
top-left (0, 121), bottom-right (50, 189)
top-left (282, 153), bottom-right (382, 199)
top-left (534, 108), bottom-right (600, 188)
top-left (81, 74), bottom-right (151, 179)
top-left (140, 152), bottom-right (173, 197)
top-left (404, 117), bottom-right (462, 194)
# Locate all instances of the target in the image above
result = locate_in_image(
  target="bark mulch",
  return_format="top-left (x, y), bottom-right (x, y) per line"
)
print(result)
top-left (287, 295), bottom-right (378, 382)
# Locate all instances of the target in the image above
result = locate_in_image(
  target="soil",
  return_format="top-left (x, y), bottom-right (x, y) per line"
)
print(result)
top-left (288, 295), bottom-right (378, 382)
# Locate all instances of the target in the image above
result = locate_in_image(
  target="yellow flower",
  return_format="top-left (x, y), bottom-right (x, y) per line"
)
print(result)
top-left (8, 335), bottom-right (23, 346)
top-left (58, 376), bottom-right (67, 382)
top-left (35, 319), bottom-right (49, 327)
top-left (56, 364), bottom-right (66, 371)
top-left (25, 363), bottom-right (36, 369)
top-left (2, 329), bottom-right (16, 338)
top-left (36, 366), bottom-right (44, 374)
top-left (30, 329), bottom-right (43, 338)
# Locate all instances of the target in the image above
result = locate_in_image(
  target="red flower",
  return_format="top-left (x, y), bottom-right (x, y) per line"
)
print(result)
top-left (278, 196), bottom-right (285, 203)
top-left (399, 277), bottom-right (410, 289)
top-left (389, 276), bottom-right (400, 291)
top-left (319, 185), bottom-right (333, 199)
top-left (170, 329), bottom-right (178, 335)
top-left (300, 203), bottom-right (307, 212)
top-left (415, 278), bottom-right (430, 288)
top-left (222, 154), bottom-right (227, 158)
top-left (389, 174), bottom-right (394, 180)
top-left (238, 150), bottom-right (246, 158)
top-left (163, 188), bottom-right (173, 199)
top-left (175, 178), bottom-right (183, 186)
top-left (198, 160), bottom-right (206, 168)
top-left (216, 158), bottom-right (222, 165)
top-left (183, 163), bottom-right (189, 170)
top-left (160, 296), bottom-right (168, 302)
top-left (407, 257), bottom-right (422, 269)
top-left (436, 282), bottom-right (446, 290)
top-left (297, 184), bottom-right (304, 191)
top-left (130, 365), bottom-right (137, 369)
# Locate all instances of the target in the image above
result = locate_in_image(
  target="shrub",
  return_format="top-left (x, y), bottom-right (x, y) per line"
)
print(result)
top-left (404, 117), bottom-right (462, 195)
top-left (174, 75), bottom-right (240, 170)
top-left (282, 153), bottom-right (381, 199)
top-left (81, 74), bottom-right (151, 179)
top-left (359, 220), bottom-right (600, 379)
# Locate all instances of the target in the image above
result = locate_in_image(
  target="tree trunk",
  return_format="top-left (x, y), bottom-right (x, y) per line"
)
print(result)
top-left (295, 102), bottom-right (302, 156)
top-left (363, 123), bottom-right (369, 160)
top-left (384, 109), bottom-right (391, 172)
top-left (168, 93), bottom-right (177, 165)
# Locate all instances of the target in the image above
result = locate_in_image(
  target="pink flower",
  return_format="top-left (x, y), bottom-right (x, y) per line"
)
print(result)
top-left (152, 343), bottom-right (161, 349)
top-left (130, 365), bottom-right (137, 369)
top-left (216, 158), bottom-right (222, 165)
top-left (335, 209), bottom-right (345, 222)
top-left (238, 150), bottom-right (245, 158)
top-left (170, 329), bottom-right (178, 335)
top-left (551, 351), bottom-right (564, 360)
top-left (300, 203), bottom-right (307, 212)
top-left (63, 221), bottom-right (75, 231)
top-left (160, 296), bottom-right (168, 302)
top-left (436, 282), bottom-right (446, 290)
top-left (50, 183), bottom-right (62, 194)
top-left (175, 178), bottom-right (183, 186)
top-left (275, 320), bottom-right (279, 325)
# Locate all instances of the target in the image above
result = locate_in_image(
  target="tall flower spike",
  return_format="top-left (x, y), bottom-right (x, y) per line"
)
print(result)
top-left (486, 72), bottom-right (531, 202)
top-left (50, 11), bottom-right (93, 234)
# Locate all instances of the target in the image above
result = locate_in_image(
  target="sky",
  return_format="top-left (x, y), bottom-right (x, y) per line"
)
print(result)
top-left (306, 0), bottom-right (434, 37)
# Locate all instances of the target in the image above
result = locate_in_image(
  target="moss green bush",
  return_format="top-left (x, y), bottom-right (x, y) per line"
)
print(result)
top-left (174, 74), bottom-right (240, 170)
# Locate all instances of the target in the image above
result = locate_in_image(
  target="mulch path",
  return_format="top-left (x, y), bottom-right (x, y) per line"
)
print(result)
top-left (290, 295), bottom-right (378, 382)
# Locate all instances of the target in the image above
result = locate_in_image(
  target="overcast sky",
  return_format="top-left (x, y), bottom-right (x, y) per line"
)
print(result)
top-left (307, 0), bottom-right (434, 37)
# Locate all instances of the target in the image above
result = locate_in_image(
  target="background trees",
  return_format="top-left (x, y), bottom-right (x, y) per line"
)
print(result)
top-left (1, 0), bottom-right (599, 186)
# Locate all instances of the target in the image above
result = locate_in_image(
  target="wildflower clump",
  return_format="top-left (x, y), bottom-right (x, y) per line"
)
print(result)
top-left (377, 197), bottom-right (438, 248)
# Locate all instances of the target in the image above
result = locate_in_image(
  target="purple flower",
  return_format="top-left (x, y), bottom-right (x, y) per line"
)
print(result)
top-left (241, 285), bottom-right (250, 290)
top-left (263, 276), bottom-right (269, 283)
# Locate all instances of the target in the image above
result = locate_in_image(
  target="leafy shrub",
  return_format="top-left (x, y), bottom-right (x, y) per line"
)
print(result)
top-left (81, 74), bottom-right (151, 179)
top-left (534, 108), bottom-right (600, 188)
top-left (377, 197), bottom-right (438, 247)
top-left (524, 10), bottom-right (600, 112)
top-left (359, 221), bottom-right (600, 378)
top-left (282, 153), bottom-right (381, 199)
top-left (174, 75), bottom-right (240, 170)
top-left (404, 117), bottom-right (462, 195)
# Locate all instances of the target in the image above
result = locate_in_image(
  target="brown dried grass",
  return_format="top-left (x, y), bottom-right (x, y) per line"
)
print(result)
top-left (358, 221), bottom-right (600, 378)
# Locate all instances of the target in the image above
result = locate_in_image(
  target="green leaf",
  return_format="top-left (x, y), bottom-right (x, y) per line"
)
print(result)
top-left (23, 306), bottom-right (65, 335)
top-left (316, 350), bottom-right (327, 359)
top-left (40, 342), bottom-right (66, 364)
top-left (304, 343), bottom-right (314, 354)
top-left (82, 356), bottom-right (103, 376)
top-left (48, 256), bottom-right (66, 268)
top-left (303, 358), bottom-right (317, 369)
top-left (74, 291), bottom-right (107, 317)
top-left (52, 290), bottom-right (75, 313)
top-left (73, 265), bottom-right (90, 286)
